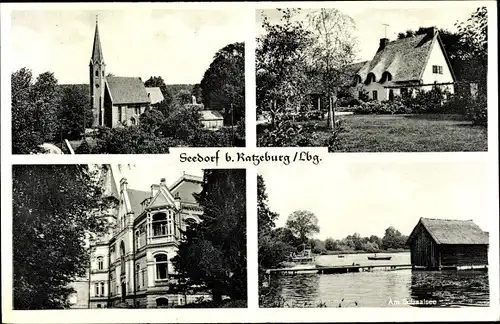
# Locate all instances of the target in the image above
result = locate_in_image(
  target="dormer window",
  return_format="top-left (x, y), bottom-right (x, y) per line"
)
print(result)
top-left (365, 73), bottom-right (376, 85)
top-left (381, 72), bottom-right (392, 83)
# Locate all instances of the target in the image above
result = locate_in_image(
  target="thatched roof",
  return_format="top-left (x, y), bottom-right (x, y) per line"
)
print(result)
top-left (349, 29), bottom-right (455, 83)
top-left (407, 217), bottom-right (489, 245)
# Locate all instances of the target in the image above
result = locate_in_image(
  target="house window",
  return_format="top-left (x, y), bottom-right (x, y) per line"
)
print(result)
top-left (97, 256), bottom-right (104, 270)
top-left (118, 106), bottom-right (123, 122)
top-left (372, 90), bottom-right (378, 100)
top-left (432, 65), bottom-right (443, 74)
top-left (135, 107), bottom-right (141, 115)
top-left (389, 89), bottom-right (394, 101)
top-left (155, 254), bottom-right (168, 280)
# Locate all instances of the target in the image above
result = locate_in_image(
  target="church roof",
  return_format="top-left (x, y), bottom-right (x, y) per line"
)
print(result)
top-left (106, 77), bottom-right (151, 105)
top-left (145, 87), bottom-right (165, 104)
top-left (350, 30), bottom-right (454, 84)
top-left (91, 22), bottom-right (104, 64)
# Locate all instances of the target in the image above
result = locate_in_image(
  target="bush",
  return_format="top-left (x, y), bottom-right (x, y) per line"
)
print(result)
top-left (465, 93), bottom-right (487, 126)
top-left (93, 126), bottom-right (172, 153)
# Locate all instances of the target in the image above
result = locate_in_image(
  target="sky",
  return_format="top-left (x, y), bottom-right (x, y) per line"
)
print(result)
top-left (100, 164), bottom-right (204, 192)
top-left (259, 161), bottom-right (492, 240)
top-left (10, 9), bottom-right (246, 84)
top-left (257, 3), bottom-right (485, 62)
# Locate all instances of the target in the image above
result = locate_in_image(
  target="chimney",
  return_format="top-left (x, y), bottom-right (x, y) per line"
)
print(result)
top-left (174, 192), bottom-right (181, 210)
top-left (151, 184), bottom-right (159, 198)
top-left (378, 38), bottom-right (389, 52)
top-left (160, 178), bottom-right (166, 187)
top-left (120, 177), bottom-right (128, 192)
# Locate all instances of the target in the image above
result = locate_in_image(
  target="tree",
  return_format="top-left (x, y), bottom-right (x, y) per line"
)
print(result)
top-left (144, 76), bottom-right (174, 118)
top-left (257, 174), bottom-right (279, 234)
top-left (12, 68), bottom-right (42, 154)
top-left (307, 8), bottom-right (357, 130)
top-left (257, 9), bottom-right (312, 122)
top-left (200, 42), bottom-right (245, 125)
top-left (13, 165), bottom-right (109, 309)
top-left (171, 169), bottom-right (247, 303)
top-left (324, 237), bottom-right (337, 251)
top-left (382, 226), bottom-right (405, 250)
top-left (285, 210), bottom-right (320, 244)
top-left (191, 83), bottom-right (203, 104)
top-left (139, 108), bottom-right (165, 135)
top-left (11, 69), bottom-right (59, 154)
top-left (56, 85), bottom-right (93, 140)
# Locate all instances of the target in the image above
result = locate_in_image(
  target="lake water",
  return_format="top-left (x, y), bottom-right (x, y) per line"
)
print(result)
top-left (265, 252), bottom-right (489, 308)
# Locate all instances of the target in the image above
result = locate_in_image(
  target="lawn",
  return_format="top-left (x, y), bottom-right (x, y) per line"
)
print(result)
top-left (294, 114), bottom-right (487, 152)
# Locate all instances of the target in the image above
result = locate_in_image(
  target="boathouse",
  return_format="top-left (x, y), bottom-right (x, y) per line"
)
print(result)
top-left (407, 218), bottom-right (489, 270)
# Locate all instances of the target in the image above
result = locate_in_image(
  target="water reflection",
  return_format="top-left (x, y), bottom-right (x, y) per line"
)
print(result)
top-left (263, 253), bottom-right (489, 308)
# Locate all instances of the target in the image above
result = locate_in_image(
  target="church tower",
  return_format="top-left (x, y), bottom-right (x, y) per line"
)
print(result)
top-left (90, 17), bottom-right (106, 127)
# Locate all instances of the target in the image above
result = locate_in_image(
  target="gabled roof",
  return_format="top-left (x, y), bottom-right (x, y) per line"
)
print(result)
top-left (91, 22), bottom-right (104, 64)
top-left (147, 186), bottom-right (176, 209)
top-left (126, 189), bottom-right (150, 216)
top-left (352, 30), bottom-right (454, 84)
top-left (407, 217), bottom-right (489, 245)
top-left (200, 110), bottom-right (224, 121)
top-left (170, 174), bottom-right (203, 204)
top-left (106, 77), bottom-right (151, 105)
top-left (145, 87), bottom-right (165, 105)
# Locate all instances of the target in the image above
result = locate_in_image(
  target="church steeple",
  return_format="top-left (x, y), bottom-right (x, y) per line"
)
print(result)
top-left (90, 15), bottom-right (106, 127)
top-left (91, 16), bottom-right (104, 64)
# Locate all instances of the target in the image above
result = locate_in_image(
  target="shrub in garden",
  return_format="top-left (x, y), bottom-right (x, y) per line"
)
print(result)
top-left (465, 93), bottom-right (487, 126)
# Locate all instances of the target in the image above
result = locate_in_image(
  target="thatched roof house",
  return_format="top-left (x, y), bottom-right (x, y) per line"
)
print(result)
top-left (407, 217), bottom-right (489, 270)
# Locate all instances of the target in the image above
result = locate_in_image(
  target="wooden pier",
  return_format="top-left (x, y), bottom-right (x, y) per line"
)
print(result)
top-left (266, 264), bottom-right (413, 275)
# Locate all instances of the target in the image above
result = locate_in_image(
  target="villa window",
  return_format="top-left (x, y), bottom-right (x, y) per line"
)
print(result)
top-left (97, 256), bottom-right (104, 270)
top-left (135, 230), bottom-right (140, 249)
top-left (94, 283), bottom-right (99, 296)
top-left (432, 65), bottom-right (443, 74)
top-left (152, 212), bottom-right (173, 237)
top-left (142, 269), bottom-right (146, 286)
top-left (372, 90), bottom-right (378, 100)
top-left (155, 254), bottom-right (168, 280)
top-left (136, 265), bottom-right (141, 289)
top-left (100, 282), bottom-right (105, 296)
top-left (120, 241), bottom-right (125, 274)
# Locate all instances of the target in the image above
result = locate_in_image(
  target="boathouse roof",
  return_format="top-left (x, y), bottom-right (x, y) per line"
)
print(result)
top-left (407, 217), bottom-right (489, 245)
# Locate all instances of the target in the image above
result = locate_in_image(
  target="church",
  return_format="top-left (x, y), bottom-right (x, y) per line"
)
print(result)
top-left (89, 20), bottom-right (164, 128)
top-left (68, 165), bottom-right (211, 308)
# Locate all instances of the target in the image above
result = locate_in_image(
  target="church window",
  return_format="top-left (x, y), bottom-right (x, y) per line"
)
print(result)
top-left (155, 254), bottom-right (168, 280)
top-left (97, 256), bottom-right (104, 270)
top-left (102, 71), bottom-right (105, 77)
top-left (95, 70), bottom-right (98, 77)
